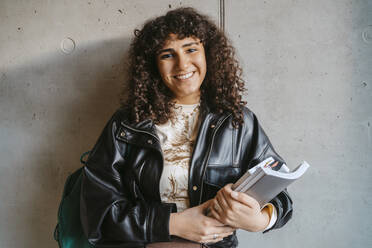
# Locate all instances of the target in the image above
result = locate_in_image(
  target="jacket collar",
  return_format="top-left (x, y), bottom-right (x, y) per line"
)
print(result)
top-left (118, 104), bottom-right (231, 149)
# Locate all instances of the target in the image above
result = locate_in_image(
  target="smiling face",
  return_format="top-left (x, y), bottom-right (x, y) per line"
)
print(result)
top-left (156, 34), bottom-right (207, 104)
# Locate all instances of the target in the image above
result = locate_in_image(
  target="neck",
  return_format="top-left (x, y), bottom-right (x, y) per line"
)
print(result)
top-left (174, 93), bottom-right (200, 105)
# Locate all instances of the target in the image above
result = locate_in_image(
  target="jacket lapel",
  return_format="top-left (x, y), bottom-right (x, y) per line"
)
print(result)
top-left (119, 119), bottom-right (162, 153)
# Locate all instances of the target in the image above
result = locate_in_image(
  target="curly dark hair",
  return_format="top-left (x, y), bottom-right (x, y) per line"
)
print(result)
top-left (121, 7), bottom-right (246, 127)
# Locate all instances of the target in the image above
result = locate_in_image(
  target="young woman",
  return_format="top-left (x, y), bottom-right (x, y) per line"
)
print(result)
top-left (80, 7), bottom-right (293, 248)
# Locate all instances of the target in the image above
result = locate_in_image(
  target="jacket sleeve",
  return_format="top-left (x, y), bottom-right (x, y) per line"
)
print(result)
top-left (244, 110), bottom-right (293, 233)
top-left (80, 111), bottom-right (176, 247)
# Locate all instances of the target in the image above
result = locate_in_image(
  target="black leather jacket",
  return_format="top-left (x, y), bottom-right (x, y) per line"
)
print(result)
top-left (80, 105), bottom-right (293, 248)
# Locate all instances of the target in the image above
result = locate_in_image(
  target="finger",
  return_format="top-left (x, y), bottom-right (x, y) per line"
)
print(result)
top-left (220, 187), bottom-right (234, 209)
top-left (217, 183), bottom-right (233, 197)
top-left (209, 225), bottom-right (235, 234)
top-left (200, 199), bottom-right (213, 209)
top-left (211, 199), bottom-right (220, 213)
top-left (202, 215), bottom-right (235, 232)
top-left (202, 236), bottom-right (224, 244)
top-left (216, 190), bottom-right (231, 211)
top-left (218, 231), bottom-right (234, 239)
top-left (223, 183), bottom-right (234, 193)
top-left (219, 183), bottom-right (233, 199)
top-left (203, 215), bottom-right (226, 227)
top-left (209, 205), bottom-right (222, 222)
top-left (205, 232), bottom-right (233, 240)
top-left (230, 191), bottom-right (258, 208)
top-left (203, 237), bottom-right (224, 244)
top-left (202, 231), bottom-right (234, 244)
top-left (215, 195), bottom-right (227, 213)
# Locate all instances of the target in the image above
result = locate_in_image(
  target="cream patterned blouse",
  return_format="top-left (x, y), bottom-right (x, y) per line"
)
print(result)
top-left (155, 103), bottom-right (201, 212)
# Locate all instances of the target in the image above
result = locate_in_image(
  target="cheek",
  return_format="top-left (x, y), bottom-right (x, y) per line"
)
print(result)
top-left (197, 55), bottom-right (207, 75)
top-left (199, 47), bottom-right (207, 65)
top-left (162, 77), bottom-right (172, 87)
top-left (157, 67), bottom-right (172, 87)
top-left (158, 63), bottom-right (172, 79)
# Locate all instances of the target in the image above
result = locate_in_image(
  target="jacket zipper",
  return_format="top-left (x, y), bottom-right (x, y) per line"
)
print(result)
top-left (198, 114), bottom-right (232, 204)
top-left (120, 122), bottom-right (161, 143)
top-left (120, 122), bottom-right (165, 243)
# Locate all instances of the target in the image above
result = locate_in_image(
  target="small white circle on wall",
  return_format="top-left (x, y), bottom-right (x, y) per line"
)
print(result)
top-left (60, 37), bottom-right (76, 54)
top-left (362, 25), bottom-right (372, 44)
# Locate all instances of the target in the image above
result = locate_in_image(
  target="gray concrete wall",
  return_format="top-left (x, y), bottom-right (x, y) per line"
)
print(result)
top-left (0, 0), bottom-right (371, 247)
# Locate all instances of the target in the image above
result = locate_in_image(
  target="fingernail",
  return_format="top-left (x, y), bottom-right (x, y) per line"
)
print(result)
top-left (231, 192), bottom-right (238, 198)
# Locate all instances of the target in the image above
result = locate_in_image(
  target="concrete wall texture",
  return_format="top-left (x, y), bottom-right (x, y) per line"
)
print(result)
top-left (0, 0), bottom-right (371, 247)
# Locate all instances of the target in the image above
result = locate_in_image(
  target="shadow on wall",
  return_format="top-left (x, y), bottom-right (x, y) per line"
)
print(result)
top-left (0, 36), bottom-right (131, 247)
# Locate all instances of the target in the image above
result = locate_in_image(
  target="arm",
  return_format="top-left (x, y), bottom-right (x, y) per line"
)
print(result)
top-left (80, 111), bottom-right (176, 246)
top-left (208, 109), bottom-right (293, 233)
top-left (245, 111), bottom-right (293, 232)
top-left (263, 203), bottom-right (277, 231)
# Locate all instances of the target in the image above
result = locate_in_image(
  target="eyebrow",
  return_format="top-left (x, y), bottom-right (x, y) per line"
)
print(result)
top-left (157, 41), bottom-right (200, 54)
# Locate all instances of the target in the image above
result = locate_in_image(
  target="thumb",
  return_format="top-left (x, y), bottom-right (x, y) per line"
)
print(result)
top-left (199, 199), bottom-right (213, 210)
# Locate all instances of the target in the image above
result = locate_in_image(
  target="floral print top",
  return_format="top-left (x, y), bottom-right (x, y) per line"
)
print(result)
top-left (155, 103), bottom-right (200, 212)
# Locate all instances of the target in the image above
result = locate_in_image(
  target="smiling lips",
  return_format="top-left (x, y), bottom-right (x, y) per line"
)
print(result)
top-left (174, 71), bottom-right (194, 80)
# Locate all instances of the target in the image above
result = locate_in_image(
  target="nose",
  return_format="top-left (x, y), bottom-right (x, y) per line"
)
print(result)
top-left (176, 53), bottom-right (189, 70)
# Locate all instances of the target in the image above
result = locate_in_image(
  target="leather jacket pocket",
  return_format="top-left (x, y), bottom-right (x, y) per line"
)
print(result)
top-left (202, 166), bottom-right (241, 201)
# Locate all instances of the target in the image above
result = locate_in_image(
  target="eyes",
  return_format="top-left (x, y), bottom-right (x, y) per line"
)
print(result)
top-left (159, 48), bottom-right (198, 60)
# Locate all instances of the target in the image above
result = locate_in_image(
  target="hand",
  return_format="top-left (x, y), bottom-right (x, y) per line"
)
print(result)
top-left (169, 199), bottom-right (235, 244)
top-left (209, 183), bottom-right (270, 232)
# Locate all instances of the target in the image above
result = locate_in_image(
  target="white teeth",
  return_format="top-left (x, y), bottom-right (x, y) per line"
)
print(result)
top-left (175, 72), bottom-right (193, 80)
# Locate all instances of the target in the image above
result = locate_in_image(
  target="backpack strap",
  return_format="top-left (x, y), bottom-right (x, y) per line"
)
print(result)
top-left (80, 151), bottom-right (91, 165)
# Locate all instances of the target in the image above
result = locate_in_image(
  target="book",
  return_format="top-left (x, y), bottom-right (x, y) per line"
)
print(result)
top-left (232, 157), bottom-right (310, 207)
